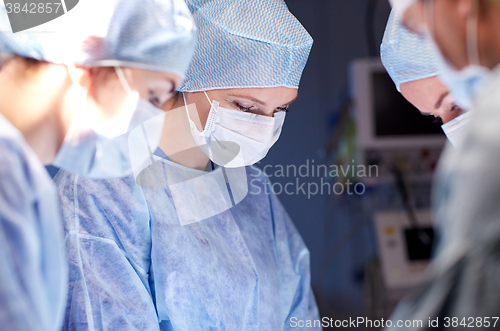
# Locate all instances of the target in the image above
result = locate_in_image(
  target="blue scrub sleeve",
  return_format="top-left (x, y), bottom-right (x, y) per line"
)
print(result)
top-left (0, 140), bottom-right (66, 331)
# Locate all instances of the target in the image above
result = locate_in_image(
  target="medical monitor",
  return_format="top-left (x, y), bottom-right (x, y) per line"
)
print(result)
top-left (351, 58), bottom-right (446, 149)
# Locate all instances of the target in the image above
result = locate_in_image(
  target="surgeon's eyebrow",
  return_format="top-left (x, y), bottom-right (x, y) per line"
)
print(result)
top-left (227, 94), bottom-right (299, 108)
top-left (228, 94), bottom-right (266, 105)
top-left (434, 91), bottom-right (449, 110)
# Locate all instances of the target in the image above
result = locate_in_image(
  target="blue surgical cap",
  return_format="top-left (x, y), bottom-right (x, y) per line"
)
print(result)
top-left (381, 10), bottom-right (440, 92)
top-left (0, 0), bottom-right (196, 78)
top-left (179, 0), bottom-right (313, 92)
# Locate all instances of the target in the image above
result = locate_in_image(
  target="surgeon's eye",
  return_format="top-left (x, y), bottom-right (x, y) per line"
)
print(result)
top-left (235, 102), bottom-right (257, 113)
top-left (149, 91), bottom-right (169, 108)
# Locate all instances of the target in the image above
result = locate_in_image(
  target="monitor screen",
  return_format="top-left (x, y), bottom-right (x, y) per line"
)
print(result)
top-left (372, 72), bottom-right (445, 137)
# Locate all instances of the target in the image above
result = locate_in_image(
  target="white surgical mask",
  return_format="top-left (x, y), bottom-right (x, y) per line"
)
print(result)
top-left (183, 91), bottom-right (286, 168)
top-left (426, 0), bottom-right (490, 111)
top-left (53, 67), bottom-right (166, 178)
top-left (441, 111), bottom-right (472, 147)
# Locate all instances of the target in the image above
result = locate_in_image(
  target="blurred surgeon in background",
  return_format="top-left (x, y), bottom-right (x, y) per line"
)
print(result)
top-left (381, 10), bottom-right (467, 146)
top-left (384, 0), bottom-right (500, 329)
top-left (54, 0), bottom-right (320, 329)
top-left (0, 0), bottom-right (195, 330)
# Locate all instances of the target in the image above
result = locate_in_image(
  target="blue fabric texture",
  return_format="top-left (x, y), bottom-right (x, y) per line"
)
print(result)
top-left (381, 10), bottom-right (440, 91)
top-left (0, 114), bottom-right (67, 331)
top-left (55, 161), bottom-right (320, 330)
top-left (179, 0), bottom-right (313, 91)
top-left (0, 0), bottom-right (196, 77)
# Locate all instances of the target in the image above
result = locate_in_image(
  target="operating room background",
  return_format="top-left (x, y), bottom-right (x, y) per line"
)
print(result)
top-left (256, 0), bottom-right (393, 324)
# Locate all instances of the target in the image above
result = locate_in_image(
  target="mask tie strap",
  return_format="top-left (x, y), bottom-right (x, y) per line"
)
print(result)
top-left (115, 67), bottom-right (133, 95)
top-left (202, 91), bottom-right (216, 160)
top-left (183, 92), bottom-right (208, 135)
top-left (424, 0), bottom-right (435, 39)
top-left (203, 91), bottom-right (215, 108)
top-left (65, 63), bottom-right (96, 122)
top-left (182, 92), bottom-right (196, 125)
top-left (115, 67), bottom-right (155, 163)
top-left (466, 0), bottom-right (480, 66)
top-left (182, 91), bottom-right (189, 109)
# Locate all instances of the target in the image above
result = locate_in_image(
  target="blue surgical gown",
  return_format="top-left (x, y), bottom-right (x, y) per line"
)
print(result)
top-left (0, 114), bottom-right (67, 331)
top-left (55, 154), bottom-right (320, 330)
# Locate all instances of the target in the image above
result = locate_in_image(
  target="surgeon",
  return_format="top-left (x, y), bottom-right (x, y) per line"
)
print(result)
top-left (0, 0), bottom-right (195, 330)
top-left (54, 0), bottom-right (320, 330)
top-left (381, 10), bottom-right (468, 146)
top-left (383, 0), bottom-right (500, 329)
